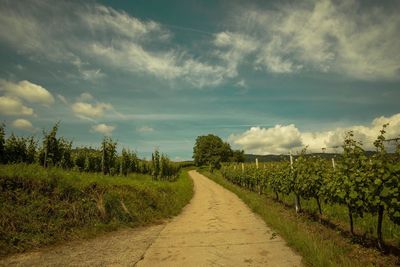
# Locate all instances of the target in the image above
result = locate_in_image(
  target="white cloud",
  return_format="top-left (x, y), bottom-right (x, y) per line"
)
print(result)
top-left (0, 80), bottom-right (54, 105)
top-left (223, 0), bottom-right (400, 79)
top-left (71, 101), bottom-right (112, 119)
top-left (1, 0), bottom-right (399, 84)
top-left (0, 96), bottom-right (34, 116)
top-left (89, 41), bottom-right (227, 87)
top-left (230, 125), bottom-right (302, 154)
top-left (230, 113), bottom-right (400, 154)
top-left (0, 1), bottom-right (228, 87)
top-left (137, 126), bottom-right (154, 133)
top-left (213, 31), bottom-right (259, 78)
top-left (92, 123), bottom-right (115, 135)
top-left (80, 5), bottom-right (168, 41)
top-left (11, 118), bottom-right (35, 132)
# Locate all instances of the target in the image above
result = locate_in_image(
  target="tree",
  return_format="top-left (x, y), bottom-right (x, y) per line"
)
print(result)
top-left (230, 149), bottom-right (245, 162)
top-left (193, 134), bottom-right (233, 170)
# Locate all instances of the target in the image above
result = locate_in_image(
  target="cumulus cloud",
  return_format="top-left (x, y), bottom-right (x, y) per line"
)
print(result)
top-left (11, 118), bottom-right (35, 132)
top-left (0, 96), bottom-right (34, 116)
top-left (92, 123), bottom-right (115, 135)
top-left (71, 101), bottom-right (112, 119)
top-left (229, 113), bottom-right (400, 154)
top-left (137, 126), bottom-right (154, 133)
top-left (0, 80), bottom-right (54, 105)
top-left (220, 0), bottom-right (400, 79)
top-left (230, 125), bottom-right (303, 154)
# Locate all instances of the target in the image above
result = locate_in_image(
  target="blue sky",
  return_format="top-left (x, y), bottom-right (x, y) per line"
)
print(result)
top-left (0, 0), bottom-right (400, 160)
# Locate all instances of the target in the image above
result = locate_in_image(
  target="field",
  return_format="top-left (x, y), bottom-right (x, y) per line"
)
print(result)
top-left (0, 164), bottom-right (193, 256)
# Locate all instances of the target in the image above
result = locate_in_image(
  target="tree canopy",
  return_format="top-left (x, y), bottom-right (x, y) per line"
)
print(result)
top-left (193, 134), bottom-right (244, 170)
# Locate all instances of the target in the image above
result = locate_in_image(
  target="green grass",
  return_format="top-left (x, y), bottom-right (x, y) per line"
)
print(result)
top-left (0, 164), bottom-right (193, 256)
top-left (275, 191), bottom-right (400, 246)
top-left (199, 168), bottom-right (399, 267)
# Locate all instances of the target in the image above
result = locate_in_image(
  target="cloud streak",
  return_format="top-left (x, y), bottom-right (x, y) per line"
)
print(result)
top-left (137, 126), bottom-right (155, 133)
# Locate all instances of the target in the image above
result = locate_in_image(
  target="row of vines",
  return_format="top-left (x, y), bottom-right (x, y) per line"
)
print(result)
top-left (221, 125), bottom-right (400, 249)
top-left (0, 122), bottom-right (181, 181)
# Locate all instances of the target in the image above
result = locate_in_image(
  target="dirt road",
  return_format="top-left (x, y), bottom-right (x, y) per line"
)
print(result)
top-left (136, 170), bottom-right (302, 266)
top-left (1, 170), bottom-right (302, 266)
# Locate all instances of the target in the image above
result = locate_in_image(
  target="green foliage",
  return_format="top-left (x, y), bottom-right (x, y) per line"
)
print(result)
top-left (101, 136), bottom-right (117, 175)
top-left (0, 164), bottom-right (193, 256)
top-left (119, 148), bottom-right (136, 176)
top-left (151, 149), bottom-right (180, 181)
top-left (231, 149), bottom-right (245, 162)
top-left (39, 122), bottom-right (73, 169)
top-left (193, 134), bottom-right (243, 170)
top-left (0, 123), bottom-right (181, 181)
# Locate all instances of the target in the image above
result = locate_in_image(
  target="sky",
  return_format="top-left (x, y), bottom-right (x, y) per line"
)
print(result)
top-left (0, 0), bottom-right (400, 160)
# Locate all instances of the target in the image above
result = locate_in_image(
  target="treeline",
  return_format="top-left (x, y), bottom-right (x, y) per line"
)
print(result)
top-left (0, 123), bottom-right (180, 181)
top-left (221, 125), bottom-right (400, 250)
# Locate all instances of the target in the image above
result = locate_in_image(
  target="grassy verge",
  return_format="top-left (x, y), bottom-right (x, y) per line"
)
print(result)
top-left (198, 168), bottom-right (399, 267)
top-left (0, 164), bottom-right (193, 256)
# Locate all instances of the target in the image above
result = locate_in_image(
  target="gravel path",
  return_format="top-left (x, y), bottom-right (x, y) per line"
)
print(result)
top-left (1, 170), bottom-right (303, 267)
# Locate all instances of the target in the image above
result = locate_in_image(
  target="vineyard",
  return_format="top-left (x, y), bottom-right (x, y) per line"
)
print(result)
top-left (221, 126), bottom-right (400, 250)
top-left (0, 122), bottom-right (183, 180)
